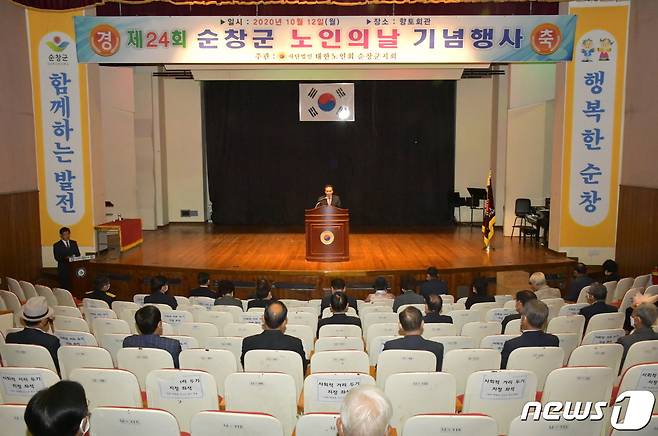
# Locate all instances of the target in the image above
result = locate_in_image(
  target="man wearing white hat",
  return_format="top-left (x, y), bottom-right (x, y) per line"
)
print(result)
top-left (6, 296), bottom-right (60, 373)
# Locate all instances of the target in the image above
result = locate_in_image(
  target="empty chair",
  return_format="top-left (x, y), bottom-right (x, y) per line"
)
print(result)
top-left (0, 404), bottom-right (28, 435)
top-left (547, 315), bottom-right (586, 338)
top-left (35, 284), bottom-right (58, 307)
top-left (112, 301), bottom-right (140, 318)
top-left (646, 284), bottom-right (658, 297)
top-left (144, 303), bottom-right (173, 313)
top-left (617, 363), bottom-right (658, 413)
top-left (238, 311), bottom-right (263, 324)
top-left (558, 303), bottom-right (589, 316)
top-left (99, 333), bottom-right (130, 366)
top-left (508, 414), bottom-right (604, 436)
top-left (146, 369), bottom-right (218, 433)
top-left (83, 297), bottom-right (111, 309)
top-left (0, 367), bottom-right (59, 403)
top-left (57, 345), bottom-right (113, 379)
top-left (287, 312), bottom-right (318, 336)
top-left (619, 288), bottom-right (643, 314)
top-left (54, 330), bottom-right (98, 346)
top-left (319, 324), bottom-right (362, 338)
top-left (179, 348), bottom-right (236, 396)
top-left (403, 414), bottom-right (498, 436)
top-left (212, 305), bottom-right (244, 322)
top-left (584, 312), bottom-right (624, 336)
top-left (117, 347), bottom-right (174, 390)
top-left (376, 350), bottom-right (436, 389)
top-left (581, 328), bottom-right (625, 345)
top-left (361, 312), bottom-right (398, 337)
top-left (164, 335), bottom-right (198, 349)
top-left (295, 413), bottom-right (339, 436)
top-left (554, 333), bottom-right (580, 365)
top-left (631, 274), bottom-right (651, 290)
top-left (132, 294), bottom-right (148, 305)
top-left (192, 411), bottom-right (285, 436)
top-left (54, 315), bottom-right (90, 333)
top-left (442, 348), bottom-right (501, 396)
top-left (315, 336), bottom-right (364, 352)
top-left (480, 334), bottom-right (519, 352)
top-left (0, 290), bottom-right (22, 322)
top-left (119, 308), bottom-right (139, 333)
top-left (160, 309), bottom-right (194, 330)
top-left (205, 336), bottom-right (244, 369)
top-left (429, 335), bottom-right (476, 355)
top-left (506, 347), bottom-right (564, 391)
top-left (83, 307), bottom-right (117, 332)
top-left (542, 366), bottom-right (614, 405)
top-left (368, 335), bottom-right (401, 366)
top-left (604, 281), bottom-right (618, 304)
top-left (284, 324), bottom-right (314, 359)
top-left (53, 305), bottom-right (82, 318)
top-left (568, 343), bottom-right (624, 373)
top-left (92, 318), bottom-right (131, 339)
top-left (223, 322), bottom-right (262, 338)
top-left (2, 343), bottom-right (57, 373)
top-left (366, 323), bottom-right (399, 345)
top-left (485, 308), bottom-right (516, 323)
top-left (176, 322), bottom-right (219, 347)
top-left (6, 277), bottom-right (26, 301)
top-left (70, 368), bottom-right (142, 409)
top-left (225, 372), bottom-right (297, 436)
top-left (611, 414), bottom-right (658, 436)
top-left (303, 373), bottom-right (375, 413)
top-left (619, 340), bottom-right (658, 375)
top-left (445, 310), bottom-right (482, 334)
top-left (245, 350), bottom-right (304, 399)
top-left (612, 277), bottom-right (635, 302)
top-left (463, 370), bottom-right (537, 435)
top-left (422, 323), bottom-right (457, 338)
top-left (53, 288), bottom-right (77, 307)
top-left (90, 407), bottom-right (180, 436)
top-left (196, 310), bottom-right (234, 336)
top-left (576, 286), bottom-right (591, 304)
top-left (385, 372), bottom-right (457, 432)
top-left (461, 322), bottom-right (501, 346)
top-left (469, 302), bottom-right (501, 319)
top-left (311, 350), bottom-right (370, 374)
top-left (188, 296), bottom-right (211, 309)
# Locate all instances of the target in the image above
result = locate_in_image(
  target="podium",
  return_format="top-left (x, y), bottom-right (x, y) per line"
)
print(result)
top-left (305, 206), bottom-right (350, 262)
top-left (66, 255), bottom-right (95, 298)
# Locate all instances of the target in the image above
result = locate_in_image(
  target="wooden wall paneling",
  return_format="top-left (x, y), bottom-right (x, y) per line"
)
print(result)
top-left (0, 191), bottom-right (42, 283)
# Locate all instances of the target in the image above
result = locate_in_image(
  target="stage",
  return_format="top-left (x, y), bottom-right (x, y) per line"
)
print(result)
top-left (89, 224), bottom-right (575, 301)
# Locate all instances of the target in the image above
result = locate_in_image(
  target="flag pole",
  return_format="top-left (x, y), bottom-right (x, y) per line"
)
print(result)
top-left (482, 170), bottom-right (496, 251)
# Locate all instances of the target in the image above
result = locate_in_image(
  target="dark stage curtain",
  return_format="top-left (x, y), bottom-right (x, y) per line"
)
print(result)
top-left (204, 80), bottom-right (455, 227)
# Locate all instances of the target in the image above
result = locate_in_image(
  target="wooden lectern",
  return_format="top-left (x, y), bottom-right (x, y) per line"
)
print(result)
top-left (305, 206), bottom-right (350, 262)
top-left (66, 255), bottom-right (95, 298)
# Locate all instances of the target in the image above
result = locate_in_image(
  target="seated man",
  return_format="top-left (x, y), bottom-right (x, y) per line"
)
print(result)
top-left (123, 305), bottom-right (182, 368)
top-left (392, 276), bottom-right (426, 312)
top-left (321, 278), bottom-right (358, 315)
top-left (84, 275), bottom-right (115, 307)
top-left (528, 271), bottom-right (558, 300)
top-left (247, 279), bottom-right (273, 310)
top-left (501, 290), bottom-right (537, 333)
top-left (6, 297), bottom-right (61, 373)
top-left (317, 292), bottom-right (362, 337)
top-left (383, 307), bottom-right (444, 371)
top-left (143, 275), bottom-right (178, 310)
top-left (189, 272), bottom-right (217, 299)
top-left (337, 385), bottom-right (393, 436)
top-left (464, 277), bottom-right (495, 309)
top-left (241, 301), bottom-right (307, 373)
top-left (423, 294), bottom-right (452, 324)
top-left (579, 282), bottom-right (617, 330)
top-left (617, 303), bottom-right (658, 369)
top-left (419, 266), bottom-right (448, 298)
top-left (214, 280), bottom-right (242, 308)
top-left (365, 277), bottom-right (395, 303)
top-left (566, 263), bottom-right (594, 302)
top-left (500, 299), bottom-right (559, 369)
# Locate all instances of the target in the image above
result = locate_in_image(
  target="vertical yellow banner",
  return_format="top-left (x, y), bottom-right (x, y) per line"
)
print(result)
top-left (559, 1), bottom-right (629, 261)
top-left (27, 10), bottom-right (95, 264)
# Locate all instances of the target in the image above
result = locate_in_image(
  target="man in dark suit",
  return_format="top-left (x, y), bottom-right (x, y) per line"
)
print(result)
top-left (617, 303), bottom-right (658, 370)
top-left (419, 266), bottom-right (448, 298)
top-left (247, 279), bottom-right (273, 310)
top-left (6, 296), bottom-right (61, 373)
top-left (316, 184), bottom-right (342, 208)
top-left (500, 299), bottom-right (559, 369)
top-left (392, 276), bottom-right (426, 312)
top-left (424, 294), bottom-right (453, 324)
top-left (317, 292), bottom-right (362, 337)
top-left (501, 290), bottom-right (537, 334)
top-left (566, 263), bottom-right (595, 302)
top-left (320, 278), bottom-right (358, 315)
top-left (52, 226), bottom-right (80, 289)
top-left (465, 277), bottom-right (496, 309)
top-left (383, 307), bottom-right (444, 371)
top-left (579, 282), bottom-right (617, 331)
top-left (123, 305), bottom-right (182, 368)
top-left (189, 272), bottom-right (217, 299)
top-left (241, 301), bottom-right (307, 373)
top-left (214, 280), bottom-right (243, 308)
top-left (144, 276), bottom-right (178, 309)
top-left (84, 275), bottom-right (116, 308)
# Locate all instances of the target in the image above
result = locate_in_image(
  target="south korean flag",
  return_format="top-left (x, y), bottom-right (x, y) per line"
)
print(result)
top-left (299, 83), bottom-right (355, 122)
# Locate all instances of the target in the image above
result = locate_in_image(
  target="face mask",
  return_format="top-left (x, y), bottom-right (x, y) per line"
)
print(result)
top-left (630, 317), bottom-right (635, 328)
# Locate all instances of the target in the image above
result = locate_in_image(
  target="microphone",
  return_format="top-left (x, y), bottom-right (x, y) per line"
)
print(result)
top-left (315, 196), bottom-right (327, 208)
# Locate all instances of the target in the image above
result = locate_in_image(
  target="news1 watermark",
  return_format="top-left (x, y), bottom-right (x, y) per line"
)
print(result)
top-left (521, 390), bottom-right (655, 430)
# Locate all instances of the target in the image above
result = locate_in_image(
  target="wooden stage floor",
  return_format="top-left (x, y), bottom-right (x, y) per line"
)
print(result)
top-left (91, 224), bottom-right (575, 300)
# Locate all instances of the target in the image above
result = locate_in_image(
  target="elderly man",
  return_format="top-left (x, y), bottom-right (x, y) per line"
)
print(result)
top-left (579, 282), bottom-right (617, 330)
top-left (320, 278), bottom-right (358, 315)
top-left (566, 263), bottom-right (594, 302)
top-left (383, 307), bottom-right (444, 371)
top-left (501, 290), bottom-right (537, 333)
top-left (337, 385), bottom-right (393, 436)
top-left (618, 303), bottom-right (658, 369)
top-left (392, 276), bottom-right (426, 312)
top-left (317, 292), bottom-right (362, 337)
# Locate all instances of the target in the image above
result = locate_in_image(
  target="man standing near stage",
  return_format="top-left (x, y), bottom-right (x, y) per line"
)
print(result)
top-left (316, 184), bottom-right (342, 208)
top-left (53, 227), bottom-right (80, 290)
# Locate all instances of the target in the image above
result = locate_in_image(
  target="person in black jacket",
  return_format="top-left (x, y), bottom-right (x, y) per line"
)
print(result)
top-left (144, 275), bottom-right (178, 309)
top-left (500, 299), bottom-right (559, 369)
top-left (84, 275), bottom-right (115, 308)
top-left (419, 266), bottom-right (448, 299)
top-left (320, 278), bottom-right (358, 315)
top-left (566, 263), bottom-right (594, 302)
top-left (317, 292), bottom-right (362, 337)
top-left (501, 290), bottom-right (537, 334)
top-left (423, 294), bottom-right (453, 324)
top-left (602, 259), bottom-right (621, 284)
top-left (579, 282), bottom-right (617, 331)
top-left (316, 184), bottom-right (342, 208)
top-left (464, 277), bottom-right (496, 309)
top-left (247, 279), bottom-right (273, 310)
top-left (189, 272), bottom-right (217, 299)
top-left (383, 307), bottom-right (444, 371)
top-left (25, 381), bottom-right (89, 436)
top-left (214, 280), bottom-right (243, 308)
top-left (241, 301), bottom-right (307, 373)
top-left (52, 227), bottom-right (80, 290)
top-left (6, 297), bottom-right (61, 374)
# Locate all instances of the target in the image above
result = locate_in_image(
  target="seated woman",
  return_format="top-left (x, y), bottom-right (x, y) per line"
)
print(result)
top-left (25, 380), bottom-right (89, 436)
top-left (365, 277), bottom-right (395, 302)
top-left (464, 276), bottom-right (495, 309)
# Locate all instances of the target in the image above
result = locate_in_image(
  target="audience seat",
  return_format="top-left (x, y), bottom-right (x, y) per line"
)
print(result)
top-left (211, 305), bottom-right (244, 322)
top-left (192, 411), bottom-right (284, 436)
top-left (611, 414), bottom-right (658, 436)
top-left (244, 350), bottom-right (304, 399)
top-left (83, 298), bottom-right (110, 309)
top-left (365, 323), bottom-right (398, 345)
top-left (558, 303), bottom-right (589, 316)
top-left (547, 315), bottom-right (586, 338)
top-left (402, 414), bottom-right (498, 436)
top-left (568, 343), bottom-right (623, 374)
top-left (322, 307), bottom-right (358, 319)
top-left (422, 323), bottom-right (457, 338)
top-left (83, 307), bottom-right (117, 333)
top-left (485, 308), bottom-right (516, 323)
top-left (53, 287), bottom-right (76, 307)
top-left (616, 363), bottom-right (658, 413)
top-left (508, 414), bottom-right (603, 435)
top-left (69, 367), bottom-right (142, 409)
top-left (396, 303), bottom-right (426, 314)
top-left (542, 366), bottom-right (614, 405)
top-left (0, 290), bottom-right (23, 324)
top-left (315, 336), bottom-right (364, 353)
top-left (295, 413), bottom-right (338, 436)
top-left (368, 335), bottom-right (401, 366)
top-left (99, 332), bottom-right (131, 366)
top-left (0, 404), bottom-right (27, 435)
top-left (469, 302), bottom-right (501, 320)
top-left (119, 308), bottom-right (140, 333)
top-left (447, 310), bottom-right (484, 334)
top-left (443, 349), bottom-right (501, 396)
top-left (117, 347), bottom-right (174, 390)
top-left (303, 373), bottom-right (375, 413)
top-left (34, 284), bottom-right (58, 307)
top-left (581, 328), bottom-right (625, 345)
top-left (311, 350), bottom-right (370, 374)
top-left (90, 407), bottom-right (180, 436)
top-left (460, 322), bottom-right (501, 346)
top-left (376, 350), bottom-right (436, 389)
top-left (480, 334), bottom-right (519, 353)
top-left (205, 336), bottom-right (244, 370)
top-left (177, 322), bottom-right (219, 347)
top-left (359, 305), bottom-right (393, 318)
top-left (619, 340), bottom-right (658, 376)
top-left (429, 336), bottom-right (476, 356)
top-left (223, 322), bottom-right (262, 338)
top-left (164, 335), bottom-right (199, 350)
top-left (161, 310), bottom-right (195, 332)
top-left (284, 324), bottom-right (314, 359)
top-left (179, 349), bottom-right (236, 397)
top-left (554, 333), bottom-right (580, 365)
top-left (576, 286), bottom-right (591, 303)
top-left (54, 315), bottom-right (90, 333)
top-left (584, 312), bottom-right (625, 336)
top-left (196, 310), bottom-right (233, 336)
top-left (318, 324), bottom-right (361, 338)
top-left (612, 277), bottom-right (634, 302)
top-left (506, 346), bottom-right (564, 391)
top-left (287, 312), bottom-right (318, 335)
top-left (92, 318), bottom-right (131, 340)
top-left (0, 367), bottom-right (59, 404)
top-left (618, 288), bottom-right (643, 314)
top-left (111, 301), bottom-right (140, 319)
top-left (361, 312), bottom-right (398, 338)
top-left (6, 277), bottom-right (26, 302)
top-left (53, 305), bottom-right (83, 318)
top-left (54, 330), bottom-right (98, 347)
top-left (2, 343), bottom-right (57, 373)
top-left (57, 345), bottom-right (114, 379)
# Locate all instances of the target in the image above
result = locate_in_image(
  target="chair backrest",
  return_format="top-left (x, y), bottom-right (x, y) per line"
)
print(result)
top-left (205, 336), bottom-right (244, 369)
top-left (613, 277), bottom-right (635, 302)
top-left (503, 300), bottom-right (517, 310)
top-left (2, 343), bottom-right (57, 373)
top-left (111, 301), bottom-right (140, 318)
top-left (604, 281), bottom-right (618, 304)
top-left (429, 336), bottom-right (476, 356)
top-left (422, 323), bottom-right (457, 338)
top-left (403, 414), bottom-right (498, 436)
top-left (611, 414), bottom-right (658, 436)
top-left (485, 308), bottom-right (516, 323)
top-left (225, 372), bottom-right (297, 436)
top-left (620, 340), bottom-right (658, 375)
top-left (576, 286), bottom-right (591, 303)
top-left (192, 411), bottom-right (285, 436)
top-left (376, 350), bottom-right (437, 389)
top-left (322, 306), bottom-right (358, 319)
top-left (632, 274), bottom-right (651, 290)
top-left (70, 367), bottom-right (142, 409)
top-left (547, 315), bottom-right (586, 338)
top-left (295, 413), bottom-right (339, 436)
top-left (303, 373), bottom-right (375, 413)
top-left (287, 312), bottom-right (318, 335)
top-left (237, 311), bottom-right (263, 325)
top-left (368, 335), bottom-right (402, 366)
top-left (247, 307), bottom-right (266, 314)
top-left (506, 346), bottom-right (564, 391)
top-left (366, 323), bottom-right (399, 344)
top-left (117, 347), bottom-right (174, 389)
top-left (289, 306), bottom-right (319, 317)
top-left (176, 322), bottom-right (219, 347)
top-left (619, 288), bottom-right (643, 314)
top-left (54, 330), bottom-right (98, 346)
top-left (508, 414), bottom-right (604, 436)
top-left (284, 324), bottom-right (314, 358)
top-left (463, 370), bottom-right (537, 435)
top-left (145, 369), bottom-right (218, 433)
top-left (568, 343), bottom-right (624, 374)
top-left (163, 335), bottom-right (198, 350)
top-left (90, 407), bottom-right (180, 436)
top-left (6, 277), bottom-right (26, 301)
top-left (318, 324), bottom-right (361, 338)
top-left (54, 305), bottom-right (82, 318)
top-left (211, 304), bottom-right (244, 322)
top-left (558, 303), bottom-right (589, 316)
top-left (442, 348), bottom-right (502, 396)
top-left (361, 312), bottom-right (398, 337)
top-left (645, 284), bottom-right (658, 297)
top-left (542, 366), bottom-right (614, 404)
top-left (460, 322), bottom-right (501, 346)
top-left (470, 302), bottom-right (501, 319)
top-left (479, 334), bottom-right (519, 352)
top-left (196, 310), bottom-right (233, 336)
top-left (92, 318), bottom-right (131, 339)
top-left (581, 328), bottom-right (626, 345)
top-left (53, 288), bottom-right (76, 307)
top-left (83, 297), bottom-right (111, 309)
top-left (618, 362), bottom-right (658, 412)
top-left (223, 322), bottom-right (262, 338)
top-left (397, 303), bottom-right (426, 314)
top-left (132, 293), bottom-right (148, 305)
top-left (99, 333), bottom-right (130, 366)
top-left (144, 303), bottom-right (174, 312)
top-left (54, 315), bottom-right (90, 333)
top-left (0, 290), bottom-right (22, 313)
top-left (0, 404), bottom-right (28, 435)
top-left (385, 372), bottom-right (457, 432)
top-left (160, 310), bottom-right (194, 331)
top-left (315, 336), bottom-right (364, 353)
top-left (244, 350), bottom-right (304, 399)
top-left (555, 332), bottom-right (581, 365)
top-left (119, 308), bottom-right (139, 333)
top-left (584, 312), bottom-right (625, 336)
top-left (535, 288), bottom-right (562, 300)
top-left (311, 350), bottom-right (370, 374)
top-left (188, 296), bottom-right (212, 309)
top-left (57, 345), bottom-right (114, 379)
top-left (179, 348), bottom-right (236, 396)
top-left (83, 307), bottom-right (117, 332)
top-left (0, 367), bottom-right (59, 404)
top-left (445, 310), bottom-right (482, 334)
top-left (34, 284), bottom-right (58, 307)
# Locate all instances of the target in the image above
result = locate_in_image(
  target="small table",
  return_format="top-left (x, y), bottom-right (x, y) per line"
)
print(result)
top-left (95, 218), bottom-right (143, 253)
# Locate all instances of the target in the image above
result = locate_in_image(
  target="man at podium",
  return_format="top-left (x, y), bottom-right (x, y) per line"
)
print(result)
top-left (53, 226), bottom-right (80, 289)
top-left (316, 184), bottom-right (342, 208)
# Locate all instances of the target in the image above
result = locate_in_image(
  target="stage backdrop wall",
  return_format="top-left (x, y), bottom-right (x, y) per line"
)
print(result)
top-left (204, 80), bottom-right (455, 227)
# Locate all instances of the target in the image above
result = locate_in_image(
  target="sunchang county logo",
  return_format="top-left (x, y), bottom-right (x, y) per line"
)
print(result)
top-left (46, 35), bottom-right (69, 52)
